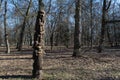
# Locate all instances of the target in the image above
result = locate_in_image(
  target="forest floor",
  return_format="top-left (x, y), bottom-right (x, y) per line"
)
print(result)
top-left (0, 46), bottom-right (120, 80)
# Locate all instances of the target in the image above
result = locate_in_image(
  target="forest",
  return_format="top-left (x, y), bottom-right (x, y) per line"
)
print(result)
top-left (0, 0), bottom-right (120, 80)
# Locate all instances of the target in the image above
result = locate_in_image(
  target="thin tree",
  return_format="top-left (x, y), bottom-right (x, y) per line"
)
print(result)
top-left (4, 1), bottom-right (10, 53)
top-left (0, 0), bottom-right (3, 10)
top-left (98, 0), bottom-right (111, 53)
top-left (72, 0), bottom-right (81, 57)
top-left (32, 0), bottom-right (45, 79)
top-left (112, 0), bottom-right (117, 46)
top-left (17, 0), bottom-right (32, 51)
top-left (90, 0), bottom-right (93, 48)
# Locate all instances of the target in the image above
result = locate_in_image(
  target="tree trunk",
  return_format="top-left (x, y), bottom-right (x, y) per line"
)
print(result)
top-left (112, 1), bottom-right (117, 46)
top-left (106, 26), bottom-right (113, 47)
top-left (50, 32), bottom-right (53, 50)
top-left (32, 0), bottom-right (45, 79)
top-left (98, 0), bottom-right (111, 53)
top-left (18, 0), bottom-right (32, 51)
top-left (90, 0), bottom-right (93, 48)
top-left (0, 0), bottom-right (3, 10)
top-left (4, 1), bottom-right (10, 54)
top-left (113, 24), bottom-right (117, 46)
top-left (28, 28), bottom-right (33, 46)
top-left (98, 0), bottom-right (106, 53)
top-left (29, 35), bottom-right (33, 46)
top-left (72, 0), bottom-right (80, 57)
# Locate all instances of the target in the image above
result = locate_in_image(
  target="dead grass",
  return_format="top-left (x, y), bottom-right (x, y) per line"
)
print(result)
top-left (0, 47), bottom-right (120, 80)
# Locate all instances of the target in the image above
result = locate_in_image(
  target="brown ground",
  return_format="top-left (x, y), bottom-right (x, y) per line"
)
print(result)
top-left (0, 46), bottom-right (120, 80)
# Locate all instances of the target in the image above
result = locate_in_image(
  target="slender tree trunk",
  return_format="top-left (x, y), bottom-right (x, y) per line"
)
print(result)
top-left (106, 26), bottom-right (113, 47)
top-left (55, 34), bottom-right (59, 46)
top-left (72, 0), bottom-right (80, 57)
top-left (0, 0), bottom-right (3, 10)
top-left (98, 0), bottom-right (106, 53)
top-left (98, 0), bottom-right (111, 53)
top-left (50, 32), bottom-right (53, 50)
top-left (32, 0), bottom-right (45, 79)
top-left (28, 28), bottom-right (33, 46)
top-left (4, 1), bottom-right (10, 54)
top-left (0, 31), bottom-right (2, 46)
top-left (113, 24), bottom-right (117, 46)
top-left (90, 0), bottom-right (93, 48)
top-left (29, 35), bottom-right (33, 46)
top-left (112, 1), bottom-right (117, 46)
top-left (18, 0), bottom-right (32, 51)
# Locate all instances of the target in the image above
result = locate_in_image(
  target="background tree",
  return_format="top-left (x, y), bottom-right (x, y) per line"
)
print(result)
top-left (98, 0), bottom-right (111, 53)
top-left (72, 0), bottom-right (81, 57)
top-left (4, 1), bottom-right (10, 53)
top-left (17, 0), bottom-right (32, 51)
top-left (90, 0), bottom-right (93, 48)
top-left (0, 0), bottom-right (119, 55)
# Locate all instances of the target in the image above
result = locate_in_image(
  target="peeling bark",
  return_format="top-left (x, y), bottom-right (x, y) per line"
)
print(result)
top-left (32, 0), bottom-right (45, 79)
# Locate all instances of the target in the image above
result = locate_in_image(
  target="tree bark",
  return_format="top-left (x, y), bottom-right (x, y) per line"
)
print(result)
top-left (32, 0), bottom-right (45, 79)
top-left (90, 0), bottom-right (93, 48)
top-left (50, 32), bottom-right (53, 50)
top-left (106, 26), bottom-right (113, 47)
top-left (72, 0), bottom-right (80, 57)
top-left (4, 1), bottom-right (10, 54)
top-left (98, 0), bottom-right (106, 53)
top-left (98, 0), bottom-right (111, 53)
top-left (113, 24), bottom-right (117, 46)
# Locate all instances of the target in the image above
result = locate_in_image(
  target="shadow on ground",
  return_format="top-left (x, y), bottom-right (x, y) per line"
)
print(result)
top-left (0, 75), bottom-right (33, 79)
top-left (0, 57), bottom-right (32, 60)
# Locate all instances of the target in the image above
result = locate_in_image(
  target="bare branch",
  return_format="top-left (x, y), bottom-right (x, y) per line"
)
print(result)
top-left (46, 0), bottom-right (52, 14)
top-left (105, 0), bottom-right (112, 11)
top-left (11, 0), bottom-right (25, 17)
